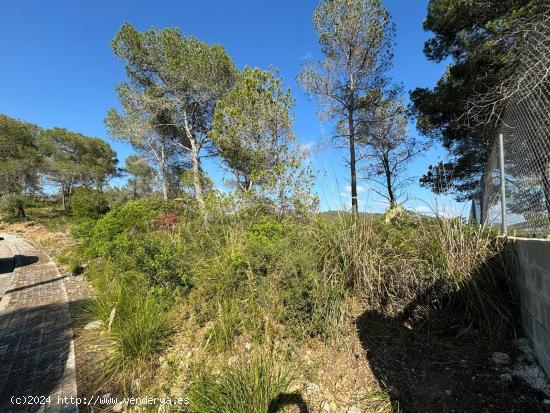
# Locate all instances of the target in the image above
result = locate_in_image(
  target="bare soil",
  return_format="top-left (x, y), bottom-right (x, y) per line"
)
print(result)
top-left (357, 310), bottom-right (550, 412)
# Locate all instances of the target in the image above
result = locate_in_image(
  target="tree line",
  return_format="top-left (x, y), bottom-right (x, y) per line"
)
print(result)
top-left (0, 115), bottom-right (118, 216)
top-left (2, 0), bottom-right (536, 217)
top-left (105, 0), bottom-right (418, 217)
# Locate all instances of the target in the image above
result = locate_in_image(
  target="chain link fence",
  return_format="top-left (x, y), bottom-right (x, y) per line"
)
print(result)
top-left (471, 8), bottom-right (550, 239)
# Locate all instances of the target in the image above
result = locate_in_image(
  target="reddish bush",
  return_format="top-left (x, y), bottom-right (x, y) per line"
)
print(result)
top-left (152, 212), bottom-right (180, 230)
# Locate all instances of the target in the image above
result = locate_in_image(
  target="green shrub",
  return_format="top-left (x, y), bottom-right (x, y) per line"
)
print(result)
top-left (85, 199), bottom-right (193, 259)
top-left (187, 354), bottom-right (292, 413)
top-left (70, 188), bottom-right (109, 220)
top-left (133, 235), bottom-right (193, 290)
top-left (69, 218), bottom-right (96, 244)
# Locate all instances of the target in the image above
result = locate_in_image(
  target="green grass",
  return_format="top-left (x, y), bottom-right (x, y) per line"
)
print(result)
top-left (206, 300), bottom-right (243, 352)
top-left (84, 263), bottom-right (178, 391)
top-left (44, 197), bottom-right (518, 401)
top-left (187, 354), bottom-right (292, 413)
top-left (363, 390), bottom-right (404, 413)
top-left (1, 205), bottom-right (72, 231)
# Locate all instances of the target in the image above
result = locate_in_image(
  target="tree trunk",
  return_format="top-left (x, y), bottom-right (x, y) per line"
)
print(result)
top-left (159, 146), bottom-right (169, 200)
top-left (61, 183), bottom-right (66, 210)
top-left (161, 166), bottom-right (169, 201)
top-left (383, 154), bottom-right (396, 208)
top-left (190, 140), bottom-right (206, 213)
top-left (17, 202), bottom-right (25, 218)
top-left (182, 111), bottom-right (206, 218)
top-left (67, 181), bottom-right (74, 206)
top-left (348, 110), bottom-right (358, 215)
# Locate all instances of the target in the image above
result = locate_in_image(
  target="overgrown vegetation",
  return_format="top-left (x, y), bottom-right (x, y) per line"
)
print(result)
top-left (58, 196), bottom-right (517, 408)
top-left (0, 0), bottom-right (533, 411)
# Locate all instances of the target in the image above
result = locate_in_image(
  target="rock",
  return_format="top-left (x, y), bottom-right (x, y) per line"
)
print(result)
top-left (543, 399), bottom-right (550, 405)
top-left (305, 382), bottom-right (320, 394)
top-left (347, 406), bottom-right (361, 413)
top-left (320, 400), bottom-right (337, 412)
top-left (512, 364), bottom-right (550, 394)
top-left (491, 352), bottom-right (511, 365)
top-left (112, 401), bottom-right (124, 412)
top-left (500, 373), bottom-right (512, 382)
top-left (131, 378), bottom-right (141, 392)
top-left (288, 382), bottom-right (302, 393)
top-left (83, 320), bottom-right (103, 330)
top-left (514, 337), bottom-right (536, 363)
top-left (108, 307), bottom-right (116, 331)
top-left (445, 389), bottom-right (452, 396)
top-left (244, 342), bottom-right (252, 350)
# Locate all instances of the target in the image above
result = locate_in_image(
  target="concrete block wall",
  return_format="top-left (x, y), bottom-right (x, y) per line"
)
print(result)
top-left (512, 237), bottom-right (550, 377)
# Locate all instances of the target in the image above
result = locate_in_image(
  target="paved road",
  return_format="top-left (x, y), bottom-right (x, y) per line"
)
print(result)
top-left (0, 233), bottom-right (77, 412)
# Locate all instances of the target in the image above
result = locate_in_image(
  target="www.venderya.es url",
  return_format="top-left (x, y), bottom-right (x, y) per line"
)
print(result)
top-left (11, 395), bottom-right (189, 407)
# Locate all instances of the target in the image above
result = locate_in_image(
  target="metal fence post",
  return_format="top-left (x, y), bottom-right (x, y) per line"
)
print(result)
top-left (499, 133), bottom-right (508, 234)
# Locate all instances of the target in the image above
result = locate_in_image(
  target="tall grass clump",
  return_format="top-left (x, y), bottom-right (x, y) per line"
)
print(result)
top-left (425, 217), bottom-right (518, 341)
top-left (314, 213), bottom-right (432, 315)
top-left (363, 390), bottom-right (403, 413)
top-left (187, 354), bottom-right (292, 413)
top-left (315, 210), bottom-right (518, 341)
top-left (83, 263), bottom-right (178, 392)
top-left (206, 300), bottom-right (243, 352)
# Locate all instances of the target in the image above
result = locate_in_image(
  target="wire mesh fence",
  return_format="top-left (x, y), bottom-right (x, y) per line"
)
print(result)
top-left (474, 9), bottom-right (550, 238)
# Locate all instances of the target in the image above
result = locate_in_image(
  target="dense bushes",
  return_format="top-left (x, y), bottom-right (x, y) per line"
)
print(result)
top-left (70, 188), bottom-right (109, 220)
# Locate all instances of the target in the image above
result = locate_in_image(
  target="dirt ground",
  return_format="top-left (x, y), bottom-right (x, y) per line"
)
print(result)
top-left (356, 310), bottom-right (550, 413)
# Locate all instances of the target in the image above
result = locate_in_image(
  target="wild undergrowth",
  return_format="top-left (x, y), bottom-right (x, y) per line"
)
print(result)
top-left (67, 198), bottom-right (518, 407)
top-left (186, 353), bottom-right (293, 413)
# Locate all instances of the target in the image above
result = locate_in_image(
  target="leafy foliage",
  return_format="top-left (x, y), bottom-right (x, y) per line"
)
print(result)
top-left (410, 0), bottom-right (542, 200)
top-left (0, 115), bottom-right (42, 216)
top-left (124, 155), bottom-right (156, 199)
top-left (107, 22), bottom-right (236, 206)
top-left (212, 67), bottom-right (296, 191)
top-left (70, 188), bottom-right (110, 220)
top-left (41, 127), bottom-right (118, 194)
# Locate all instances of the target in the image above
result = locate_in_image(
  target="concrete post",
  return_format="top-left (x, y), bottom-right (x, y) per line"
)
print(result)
top-left (499, 133), bottom-right (508, 234)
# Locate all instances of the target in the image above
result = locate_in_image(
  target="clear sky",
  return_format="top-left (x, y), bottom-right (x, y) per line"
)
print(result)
top-left (0, 0), bottom-right (467, 216)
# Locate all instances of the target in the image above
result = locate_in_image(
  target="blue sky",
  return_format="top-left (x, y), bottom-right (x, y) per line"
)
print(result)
top-left (0, 0), bottom-right (467, 216)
